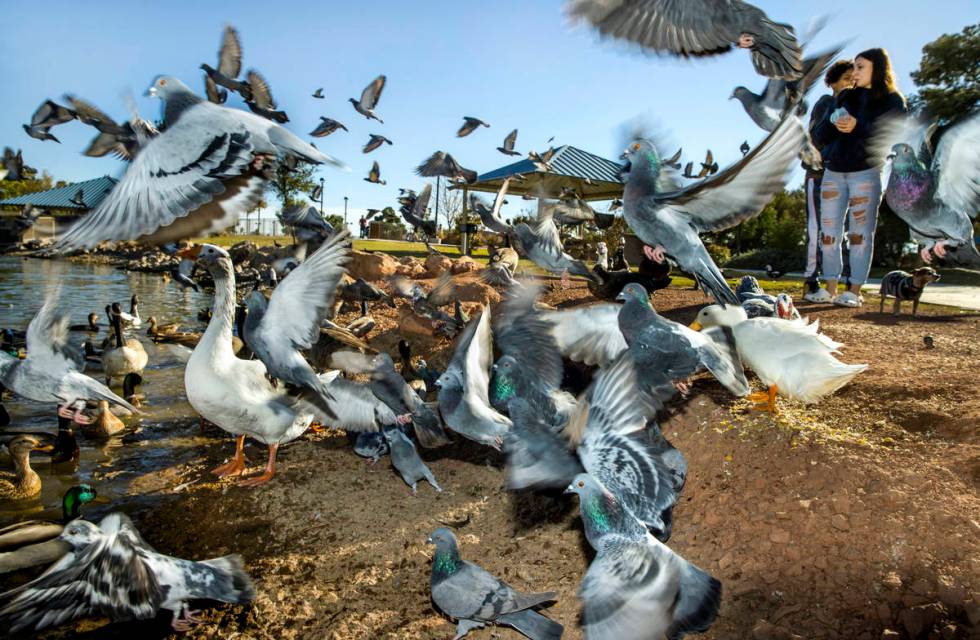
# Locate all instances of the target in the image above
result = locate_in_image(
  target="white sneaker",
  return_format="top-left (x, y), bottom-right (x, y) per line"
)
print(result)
top-left (804, 288), bottom-right (832, 303)
top-left (832, 291), bottom-right (862, 308)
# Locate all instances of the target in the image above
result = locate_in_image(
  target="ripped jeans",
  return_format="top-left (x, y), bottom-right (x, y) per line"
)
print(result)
top-left (819, 167), bottom-right (882, 286)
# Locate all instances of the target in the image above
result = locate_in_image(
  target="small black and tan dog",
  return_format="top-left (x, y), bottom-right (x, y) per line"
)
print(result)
top-left (879, 267), bottom-right (941, 316)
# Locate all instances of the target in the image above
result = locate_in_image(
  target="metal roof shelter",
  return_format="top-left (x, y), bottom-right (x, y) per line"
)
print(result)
top-left (456, 144), bottom-right (625, 201)
top-left (0, 175), bottom-right (117, 212)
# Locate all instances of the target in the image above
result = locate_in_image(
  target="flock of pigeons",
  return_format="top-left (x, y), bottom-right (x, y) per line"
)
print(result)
top-left (2, 0), bottom-right (979, 637)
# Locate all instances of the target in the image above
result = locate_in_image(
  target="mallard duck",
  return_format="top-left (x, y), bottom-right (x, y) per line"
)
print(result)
top-left (0, 435), bottom-right (53, 500)
top-left (179, 232), bottom-right (354, 486)
top-left (102, 306), bottom-right (148, 386)
top-left (149, 325), bottom-right (244, 354)
top-left (0, 512), bottom-right (255, 634)
top-left (0, 484), bottom-right (98, 575)
top-left (0, 292), bottom-right (139, 425)
top-left (146, 316), bottom-right (181, 338)
top-left (691, 305), bottom-right (868, 412)
top-left (68, 313), bottom-right (100, 332)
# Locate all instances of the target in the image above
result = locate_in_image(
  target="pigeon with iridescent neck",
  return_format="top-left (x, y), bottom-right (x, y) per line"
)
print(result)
top-left (427, 528), bottom-right (563, 640)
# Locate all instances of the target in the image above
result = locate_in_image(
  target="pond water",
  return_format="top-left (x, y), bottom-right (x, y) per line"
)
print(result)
top-left (0, 255), bottom-right (214, 527)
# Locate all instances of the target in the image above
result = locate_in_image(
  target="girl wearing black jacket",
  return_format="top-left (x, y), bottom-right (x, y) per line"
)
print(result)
top-left (811, 48), bottom-right (907, 307)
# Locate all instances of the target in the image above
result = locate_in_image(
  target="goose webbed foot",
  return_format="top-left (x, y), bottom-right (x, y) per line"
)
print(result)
top-left (239, 444), bottom-right (278, 487)
top-left (212, 434), bottom-right (248, 477)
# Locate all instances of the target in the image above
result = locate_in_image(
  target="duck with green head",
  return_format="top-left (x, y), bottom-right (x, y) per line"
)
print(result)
top-left (0, 484), bottom-right (99, 574)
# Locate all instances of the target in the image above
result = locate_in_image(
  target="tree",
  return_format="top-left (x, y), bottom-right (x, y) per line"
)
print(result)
top-left (0, 171), bottom-right (54, 201)
top-left (437, 181), bottom-right (463, 231)
top-left (910, 23), bottom-right (980, 122)
top-left (267, 163), bottom-right (319, 209)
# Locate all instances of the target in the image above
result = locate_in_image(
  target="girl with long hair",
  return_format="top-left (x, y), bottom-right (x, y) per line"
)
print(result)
top-left (811, 48), bottom-right (907, 307)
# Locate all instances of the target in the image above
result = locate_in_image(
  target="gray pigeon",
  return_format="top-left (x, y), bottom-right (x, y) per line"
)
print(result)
top-left (620, 114), bottom-right (803, 304)
top-left (730, 47), bottom-right (842, 131)
top-left (539, 302), bottom-right (627, 368)
top-left (200, 25), bottom-right (250, 101)
top-left (312, 88), bottom-right (324, 99)
top-left (871, 112), bottom-right (980, 266)
top-left (242, 231), bottom-right (351, 420)
top-left (349, 75), bottom-right (386, 123)
top-left (310, 117), bottom-right (348, 137)
top-left (0, 513), bottom-right (255, 634)
top-left (364, 160), bottom-right (386, 185)
top-left (0, 289), bottom-right (139, 425)
top-left (427, 528), bottom-right (563, 640)
top-left (504, 396), bottom-right (582, 490)
top-left (382, 425), bottom-right (441, 493)
top-left (436, 308), bottom-right (512, 450)
top-left (567, 0), bottom-right (803, 80)
top-left (471, 178), bottom-right (512, 235)
top-left (497, 128), bottom-right (521, 156)
top-left (565, 474), bottom-right (721, 640)
top-left (331, 350), bottom-right (450, 448)
top-left (511, 206), bottom-right (594, 281)
top-left (51, 76), bottom-right (345, 251)
top-left (353, 431), bottom-right (388, 463)
top-left (415, 151), bottom-right (478, 183)
top-left (399, 183), bottom-right (435, 236)
top-left (457, 116), bottom-right (490, 137)
top-left (245, 70), bottom-right (289, 123)
top-left (363, 133), bottom-right (393, 154)
top-left (617, 283), bottom-right (749, 400)
top-left (279, 204), bottom-right (334, 243)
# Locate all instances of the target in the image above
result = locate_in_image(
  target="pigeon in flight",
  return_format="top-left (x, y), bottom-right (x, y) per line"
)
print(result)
top-left (50, 76), bottom-right (345, 251)
top-left (23, 100), bottom-right (75, 142)
top-left (663, 147), bottom-right (682, 170)
top-left (427, 528), bottom-right (563, 640)
top-left (310, 183), bottom-right (322, 202)
top-left (70, 189), bottom-right (85, 207)
top-left (244, 70), bottom-right (289, 123)
top-left (731, 47), bottom-right (842, 131)
top-left (399, 183), bottom-right (435, 236)
top-left (740, 140), bottom-right (750, 156)
top-left (869, 112), bottom-right (980, 266)
top-left (528, 147), bottom-right (556, 172)
top-left (620, 114), bottom-right (803, 304)
top-left (497, 128), bottom-right (521, 156)
top-left (456, 116), bottom-right (490, 137)
top-left (349, 75), bottom-right (386, 123)
top-left (365, 160), bottom-right (386, 185)
top-left (415, 151), bottom-right (477, 183)
top-left (363, 133), bottom-right (393, 154)
top-left (310, 117), bottom-right (348, 138)
top-left (0, 513), bottom-right (255, 634)
top-left (568, 0), bottom-right (803, 80)
top-left (201, 25), bottom-right (251, 101)
top-left (312, 87), bottom-right (324, 99)
top-left (698, 150), bottom-right (718, 177)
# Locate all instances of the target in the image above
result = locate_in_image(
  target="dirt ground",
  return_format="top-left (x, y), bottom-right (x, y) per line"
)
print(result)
top-left (25, 277), bottom-right (980, 640)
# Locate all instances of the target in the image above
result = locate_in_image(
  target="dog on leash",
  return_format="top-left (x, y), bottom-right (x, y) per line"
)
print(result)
top-left (879, 267), bottom-right (941, 316)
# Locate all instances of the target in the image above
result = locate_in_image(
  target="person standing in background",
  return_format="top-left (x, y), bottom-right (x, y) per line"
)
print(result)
top-left (811, 48), bottom-right (907, 308)
top-left (595, 240), bottom-right (608, 269)
top-left (803, 60), bottom-right (854, 303)
top-left (359, 216), bottom-right (368, 239)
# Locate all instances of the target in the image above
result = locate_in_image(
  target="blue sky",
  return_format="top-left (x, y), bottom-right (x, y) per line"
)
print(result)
top-left (1, 1), bottom-right (975, 231)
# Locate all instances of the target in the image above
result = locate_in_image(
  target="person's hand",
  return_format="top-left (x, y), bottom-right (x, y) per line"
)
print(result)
top-left (835, 114), bottom-right (857, 133)
top-left (737, 33), bottom-right (755, 48)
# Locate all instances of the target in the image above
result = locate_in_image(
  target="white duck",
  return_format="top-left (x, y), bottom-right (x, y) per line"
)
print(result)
top-left (101, 305), bottom-right (148, 387)
top-left (690, 305), bottom-right (867, 412)
top-left (178, 231), bottom-right (353, 486)
top-left (116, 294), bottom-right (143, 328)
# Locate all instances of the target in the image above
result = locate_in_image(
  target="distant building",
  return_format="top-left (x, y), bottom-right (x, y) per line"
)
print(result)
top-left (0, 176), bottom-right (116, 244)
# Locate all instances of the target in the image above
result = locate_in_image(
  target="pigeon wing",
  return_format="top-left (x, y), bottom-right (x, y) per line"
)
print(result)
top-left (932, 112), bottom-right (980, 218)
top-left (541, 303), bottom-right (627, 367)
top-left (653, 113), bottom-right (803, 232)
top-left (53, 117), bottom-right (263, 250)
top-left (495, 285), bottom-right (564, 390)
top-left (25, 288), bottom-right (84, 372)
top-left (218, 25), bottom-right (243, 78)
top-left (246, 70), bottom-right (276, 110)
top-left (360, 75), bottom-right (386, 110)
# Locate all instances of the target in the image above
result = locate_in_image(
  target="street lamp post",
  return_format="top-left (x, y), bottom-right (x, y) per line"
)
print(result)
top-left (318, 177), bottom-right (325, 217)
top-left (343, 196), bottom-right (348, 231)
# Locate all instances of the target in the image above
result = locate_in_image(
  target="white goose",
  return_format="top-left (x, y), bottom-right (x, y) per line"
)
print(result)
top-left (178, 231), bottom-right (352, 486)
top-left (690, 305), bottom-right (867, 412)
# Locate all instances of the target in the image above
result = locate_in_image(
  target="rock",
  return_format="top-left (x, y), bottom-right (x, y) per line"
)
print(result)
top-left (718, 552), bottom-right (734, 570)
top-left (424, 253), bottom-right (452, 276)
top-left (751, 619), bottom-right (801, 640)
top-left (900, 603), bottom-right (944, 640)
top-left (350, 250), bottom-right (401, 281)
top-left (451, 255), bottom-right (478, 274)
top-left (963, 598), bottom-right (980, 627)
top-left (228, 241), bottom-right (258, 264)
top-left (939, 624), bottom-right (959, 640)
top-left (830, 514), bottom-right (850, 531)
top-left (880, 631), bottom-right (900, 639)
top-left (455, 280), bottom-right (501, 306)
top-left (882, 572), bottom-right (904, 591)
top-left (769, 529), bottom-right (791, 544)
top-left (395, 261), bottom-right (426, 278)
top-left (936, 578), bottom-right (966, 610)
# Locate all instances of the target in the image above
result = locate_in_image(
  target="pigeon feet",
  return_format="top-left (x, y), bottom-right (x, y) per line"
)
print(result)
top-left (644, 244), bottom-right (667, 263)
top-left (933, 241), bottom-right (950, 258)
top-left (395, 413), bottom-right (413, 426)
top-left (673, 381), bottom-right (692, 397)
top-left (171, 605), bottom-right (202, 632)
top-left (919, 247), bottom-right (933, 264)
top-left (62, 404), bottom-right (91, 425)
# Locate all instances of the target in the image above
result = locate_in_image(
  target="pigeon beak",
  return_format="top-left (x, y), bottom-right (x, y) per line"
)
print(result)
top-left (426, 535), bottom-right (434, 544)
top-left (145, 86), bottom-right (157, 98)
top-left (886, 153), bottom-right (896, 160)
top-left (615, 292), bottom-right (626, 302)
top-left (688, 320), bottom-right (703, 331)
top-left (619, 150), bottom-right (629, 160)
top-left (176, 245), bottom-right (202, 260)
top-left (563, 483), bottom-right (576, 495)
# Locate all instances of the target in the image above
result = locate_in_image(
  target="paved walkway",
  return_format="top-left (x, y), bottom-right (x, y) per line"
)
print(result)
top-left (732, 268), bottom-right (980, 311)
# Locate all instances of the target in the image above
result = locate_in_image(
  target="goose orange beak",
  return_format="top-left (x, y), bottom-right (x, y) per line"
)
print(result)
top-left (689, 321), bottom-right (702, 331)
top-left (176, 245), bottom-right (201, 260)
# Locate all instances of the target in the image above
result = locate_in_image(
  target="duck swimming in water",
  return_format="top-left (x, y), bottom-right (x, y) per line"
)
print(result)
top-left (0, 435), bottom-right (54, 500)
